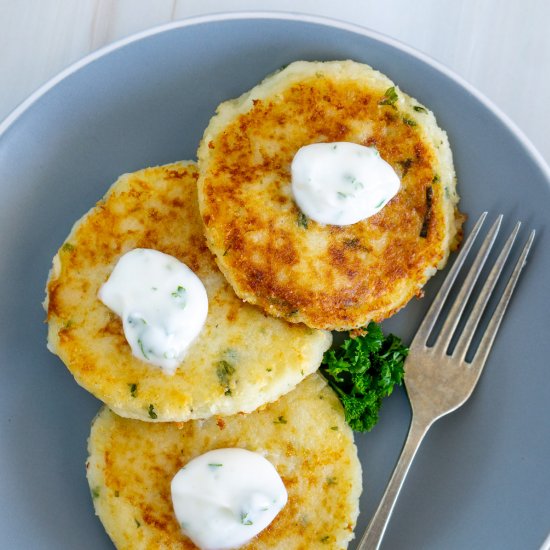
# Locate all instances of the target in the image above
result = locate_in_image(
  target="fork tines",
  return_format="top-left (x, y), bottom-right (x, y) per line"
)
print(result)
top-left (412, 212), bottom-right (535, 365)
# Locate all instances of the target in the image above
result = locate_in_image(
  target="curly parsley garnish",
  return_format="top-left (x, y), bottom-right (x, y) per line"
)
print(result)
top-left (320, 322), bottom-right (408, 432)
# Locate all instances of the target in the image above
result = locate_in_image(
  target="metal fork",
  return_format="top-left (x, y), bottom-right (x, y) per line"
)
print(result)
top-left (357, 212), bottom-right (535, 550)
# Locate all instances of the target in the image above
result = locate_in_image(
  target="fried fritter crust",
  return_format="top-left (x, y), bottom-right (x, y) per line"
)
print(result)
top-left (87, 374), bottom-right (362, 549)
top-left (45, 162), bottom-right (331, 421)
top-left (198, 60), bottom-right (463, 330)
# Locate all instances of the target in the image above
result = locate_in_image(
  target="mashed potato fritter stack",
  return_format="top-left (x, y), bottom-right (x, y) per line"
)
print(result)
top-left (45, 58), bottom-right (466, 550)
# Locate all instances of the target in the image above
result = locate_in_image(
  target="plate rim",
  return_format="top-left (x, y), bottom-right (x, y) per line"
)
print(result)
top-left (1, 10), bottom-right (549, 183)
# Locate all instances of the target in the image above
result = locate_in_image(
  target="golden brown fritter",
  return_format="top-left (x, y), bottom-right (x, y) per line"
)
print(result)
top-left (198, 60), bottom-right (463, 330)
top-left (45, 162), bottom-right (331, 422)
top-left (87, 374), bottom-right (362, 549)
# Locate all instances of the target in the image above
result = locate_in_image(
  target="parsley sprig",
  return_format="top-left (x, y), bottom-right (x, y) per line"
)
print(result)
top-left (320, 322), bottom-right (408, 432)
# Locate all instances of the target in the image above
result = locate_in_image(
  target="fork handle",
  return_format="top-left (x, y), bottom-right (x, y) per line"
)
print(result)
top-left (357, 416), bottom-right (432, 550)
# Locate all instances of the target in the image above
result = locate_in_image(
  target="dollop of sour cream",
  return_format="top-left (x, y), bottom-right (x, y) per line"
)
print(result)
top-left (98, 248), bottom-right (208, 374)
top-left (291, 142), bottom-right (401, 226)
top-left (171, 448), bottom-right (288, 550)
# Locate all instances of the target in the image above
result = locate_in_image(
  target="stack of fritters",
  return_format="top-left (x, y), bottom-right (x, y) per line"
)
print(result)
top-left (45, 59), bottom-right (463, 549)
top-left (45, 161), bottom-right (359, 549)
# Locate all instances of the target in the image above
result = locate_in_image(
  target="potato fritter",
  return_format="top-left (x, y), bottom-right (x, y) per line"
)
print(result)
top-left (45, 162), bottom-right (331, 421)
top-left (198, 60), bottom-right (463, 330)
top-left (87, 374), bottom-right (362, 549)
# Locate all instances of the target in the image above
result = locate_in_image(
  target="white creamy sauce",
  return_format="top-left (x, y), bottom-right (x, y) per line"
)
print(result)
top-left (98, 248), bottom-right (208, 374)
top-left (171, 448), bottom-right (288, 550)
top-left (291, 141), bottom-right (401, 226)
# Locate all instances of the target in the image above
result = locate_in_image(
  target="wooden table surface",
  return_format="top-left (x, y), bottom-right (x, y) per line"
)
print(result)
top-left (2, 0), bottom-right (549, 166)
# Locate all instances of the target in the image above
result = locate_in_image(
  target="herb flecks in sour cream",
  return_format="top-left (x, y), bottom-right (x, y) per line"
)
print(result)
top-left (291, 142), bottom-right (400, 226)
top-left (171, 448), bottom-right (287, 550)
top-left (98, 248), bottom-right (208, 375)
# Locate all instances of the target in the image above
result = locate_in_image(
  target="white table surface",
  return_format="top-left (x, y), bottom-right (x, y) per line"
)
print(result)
top-left (2, 0), bottom-right (550, 167)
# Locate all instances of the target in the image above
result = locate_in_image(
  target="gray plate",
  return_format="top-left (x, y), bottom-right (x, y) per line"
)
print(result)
top-left (1, 12), bottom-right (548, 550)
